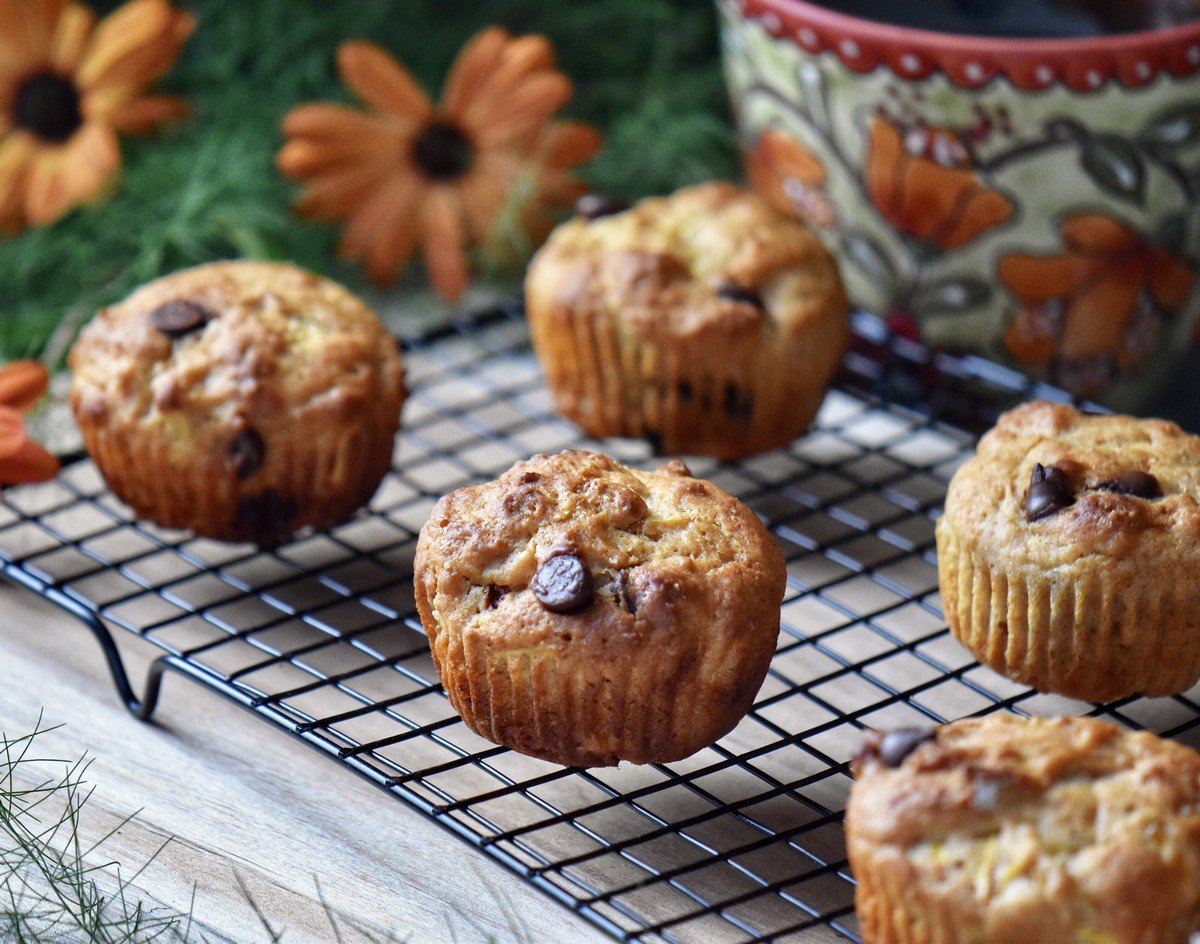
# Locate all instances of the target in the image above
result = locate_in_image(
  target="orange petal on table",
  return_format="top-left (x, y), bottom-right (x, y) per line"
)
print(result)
top-left (337, 41), bottom-right (432, 122)
top-left (50, 3), bottom-right (96, 71)
top-left (467, 72), bottom-right (572, 146)
top-left (77, 0), bottom-right (192, 90)
top-left (865, 114), bottom-right (905, 226)
top-left (1059, 259), bottom-right (1144, 359)
top-left (936, 185), bottom-right (1013, 250)
top-left (421, 186), bottom-right (470, 301)
top-left (108, 94), bottom-right (187, 134)
top-left (441, 27), bottom-right (510, 119)
top-left (23, 122), bottom-right (119, 225)
top-left (998, 251), bottom-right (1091, 304)
top-left (0, 361), bottom-right (49, 411)
top-left (0, 436), bottom-right (60, 485)
top-left (1148, 247), bottom-right (1195, 311)
top-left (1060, 213), bottom-right (1139, 255)
top-left (0, 406), bottom-right (26, 456)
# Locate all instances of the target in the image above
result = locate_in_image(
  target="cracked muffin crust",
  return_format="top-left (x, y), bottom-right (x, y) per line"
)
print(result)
top-left (525, 182), bottom-right (848, 459)
top-left (936, 400), bottom-right (1200, 701)
top-left (847, 714), bottom-right (1200, 944)
top-left (413, 450), bottom-right (786, 767)
top-left (69, 261), bottom-right (405, 545)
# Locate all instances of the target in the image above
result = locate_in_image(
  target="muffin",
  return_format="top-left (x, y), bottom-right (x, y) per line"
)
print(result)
top-left (525, 182), bottom-right (848, 460)
top-left (413, 449), bottom-right (786, 766)
top-left (847, 714), bottom-right (1200, 944)
top-left (937, 400), bottom-right (1200, 702)
top-left (69, 261), bottom-right (405, 545)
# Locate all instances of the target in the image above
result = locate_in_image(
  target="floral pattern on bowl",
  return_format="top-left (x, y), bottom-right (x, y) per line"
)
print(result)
top-left (718, 0), bottom-right (1200, 407)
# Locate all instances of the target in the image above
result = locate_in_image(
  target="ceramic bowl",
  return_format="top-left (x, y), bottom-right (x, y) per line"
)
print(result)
top-left (717, 0), bottom-right (1200, 407)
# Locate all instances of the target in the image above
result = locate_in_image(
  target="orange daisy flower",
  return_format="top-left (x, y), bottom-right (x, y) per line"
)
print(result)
top-left (0, 0), bottom-right (194, 231)
top-left (0, 360), bottom-right (58, 486)
top-left (1000, 213), bottom-right (1194, 394)
top-left (865, 112), bottom-right (1013, 251)
top-left (747, 128), bottom-right (834, 229)
top-left (277, 28), bottom-right (601, 301)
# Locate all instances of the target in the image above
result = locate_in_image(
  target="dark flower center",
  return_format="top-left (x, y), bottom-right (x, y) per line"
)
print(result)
top-left (12, 72), bottom-right (83, 143)
top-left (412, 121), bottom-right (472, 180)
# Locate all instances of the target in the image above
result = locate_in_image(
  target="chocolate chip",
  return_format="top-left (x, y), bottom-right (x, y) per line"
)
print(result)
top-left (877, 728), bottom-right (935, 768)
top-left (1025, 462), bottom-right (1074, 521)
top-left (485, 584), bottom-right (508, 609)
top-left (716, 280), bottom-right (764, 308)
top-left (227, 428), bottom-right (265, 480)
top-left (149, 300), bottom-right (213, 339)
top-left (532, 553), bottom-right (594, 614)
top-left (1096, 470), bottom-right (1161, 498)
top-left (235, 489), bottom-right (298, 547)
top-left (576, 194), bottom-right (630, 221)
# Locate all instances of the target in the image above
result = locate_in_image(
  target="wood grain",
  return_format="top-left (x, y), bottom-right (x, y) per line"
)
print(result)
top-left (0, 585), bottom-right (608, 943)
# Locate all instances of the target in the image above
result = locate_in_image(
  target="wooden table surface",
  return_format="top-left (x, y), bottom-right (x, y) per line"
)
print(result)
top-left (0, 585), bottom-right (608, 944)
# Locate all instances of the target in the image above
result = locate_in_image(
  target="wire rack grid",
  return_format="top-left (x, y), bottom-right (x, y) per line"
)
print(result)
top-left (4, 304), bottom-right (1200, 944)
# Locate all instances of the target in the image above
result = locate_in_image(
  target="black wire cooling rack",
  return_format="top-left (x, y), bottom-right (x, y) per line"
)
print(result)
top-left (5, 304), bottom-right (1200, 944)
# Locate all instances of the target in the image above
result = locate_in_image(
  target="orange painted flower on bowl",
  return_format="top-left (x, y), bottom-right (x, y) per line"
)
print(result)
top-left (0, 360), bottom-right (58, 486)
top-left (865, 112), bottom-right (1013, 251)
top-left (747, 128), bottom-right (834, 229)
top-left (0, 0), bottom-right (193, 231)
top-left (277, 28), bottom-right (600, 301)
top-left (1001, 213), bottom-right (1194, 395)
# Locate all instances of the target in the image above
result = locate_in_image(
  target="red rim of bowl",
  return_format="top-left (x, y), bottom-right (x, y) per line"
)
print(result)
top-left (740, 0), bottom-right (1200, 90)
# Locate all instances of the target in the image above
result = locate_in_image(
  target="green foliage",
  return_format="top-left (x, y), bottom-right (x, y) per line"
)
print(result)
top-left (0, 0), bottom-right (736, 361)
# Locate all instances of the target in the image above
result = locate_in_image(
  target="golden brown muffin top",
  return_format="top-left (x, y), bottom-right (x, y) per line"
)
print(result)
top-left (851, 714), bottom-right (1200, 944)
top-left (526, 182), bottom-right (846, 341)
top-left (69, 260), bottom-right (403, 435)
top-left (416, 450), bottom-right (786, 658)
top-left (941, 400), bottom-right (1200, 568)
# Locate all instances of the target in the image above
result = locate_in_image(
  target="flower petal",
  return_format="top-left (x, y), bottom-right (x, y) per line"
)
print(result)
top-left (0, 0), bottom-right (69, 75)
top-left (865, 114), bottom-right (905, 228)
top-left (0, 133), bottom-right (35, 232)
top-left (936, 184), bottom-right (1013, 250)
top-left (50, 3), bottom-right (95, 70)
top-left (458, 157), bottom-right (513, 244)
top-left (23, 122), bottom-right (119, 225)
top-left (292, 162), bottom-right (396, 220)
top-left (1060, 259), bottom-right (1145, 359)
top-left (467, 71), bottom-right (572, 146)
top-left (421, 186), bottom-right (469, 301)
top-left (280, 103), bottom-right (400, 144)
top-left (1148, 247), bottom-right (1195, 311)
top-left (337, 41), bottom-right (431, 121)
top-left (337, 174), bottom-right (422, 284)
top-left (538, 121), bottom-right (602, 169)
top-left (897, 158), bottom-right (978, 245)
top-left (998, 251), bottom-right (1093, 304)
top-left (77, 0), bottom-right (193, 91)
top-left (0, 406), bottom-right (26, 456)
top-left (108, 94), bottom-right (187, 134)
top-left (441, 27), bottom-right (509, 119)
top-left (0, 436), bottom-right (60, 485)
top-left (0, 360), bottom-right (49, 411)
top-left (1061, 213), bottom-right (1140, 255)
